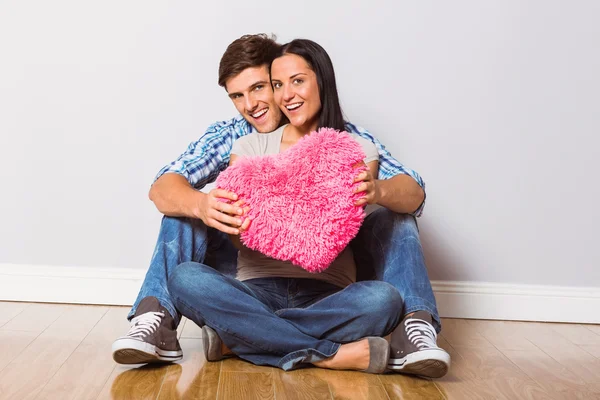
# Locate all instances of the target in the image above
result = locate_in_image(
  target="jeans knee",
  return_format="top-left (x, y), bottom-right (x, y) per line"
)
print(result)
top-left (168, 261), bottom-right (214, 300)
top-left (391, 213), bottom-right (418, 237)
top-left (360, 281), bottom-right (403, 320)
top-left (160, 216), bottom-right (208, 243)
top-left (368, 209), bottom-right (419, 238)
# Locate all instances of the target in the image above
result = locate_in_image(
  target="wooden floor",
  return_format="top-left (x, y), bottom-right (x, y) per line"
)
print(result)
top-left (0, 302), bottom-right (599, 399)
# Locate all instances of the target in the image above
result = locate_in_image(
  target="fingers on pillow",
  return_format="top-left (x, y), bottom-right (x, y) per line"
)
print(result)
top-left (211, 188), bottom-right (239, 201)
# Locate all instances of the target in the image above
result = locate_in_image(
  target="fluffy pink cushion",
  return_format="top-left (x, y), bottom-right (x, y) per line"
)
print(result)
top-left (215, 128), bottom-right (368, 273)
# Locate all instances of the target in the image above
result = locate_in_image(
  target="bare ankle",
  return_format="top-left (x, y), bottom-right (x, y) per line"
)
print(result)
top-left (221, 342), bottom-right (232, 356)
top-left (313, 339), bottom-right (370, 371)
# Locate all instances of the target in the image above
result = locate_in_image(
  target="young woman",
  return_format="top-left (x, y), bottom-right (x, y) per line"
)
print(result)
top-left (167, 39), bottom-right (400, 374)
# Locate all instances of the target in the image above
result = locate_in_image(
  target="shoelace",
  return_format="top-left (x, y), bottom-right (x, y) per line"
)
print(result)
top-left (126, 311), bottom-right (164, 338)
top-left (405, 317), bottom-right (439, 350)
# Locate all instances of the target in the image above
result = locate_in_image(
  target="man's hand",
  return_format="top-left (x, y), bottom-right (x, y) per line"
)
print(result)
top-left (353, 163), bottom-right (382, 207)
top-left (197, 189), bottom-right (248, 235)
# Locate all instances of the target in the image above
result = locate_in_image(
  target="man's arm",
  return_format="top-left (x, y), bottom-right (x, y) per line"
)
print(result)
top-left (346, 122), bottom-right (426, 216)
top-left (149, 173), bottom-right (244, 234)
top-left (149, 116), bottom-right (251, 234)
top-left (375, 174), bottom-right (425, 214)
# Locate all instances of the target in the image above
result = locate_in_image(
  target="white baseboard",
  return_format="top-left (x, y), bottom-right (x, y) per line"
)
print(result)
top-left (0, 264), bottom-right (143, 306)
top-left (0, 264), bottom-right (598, 324)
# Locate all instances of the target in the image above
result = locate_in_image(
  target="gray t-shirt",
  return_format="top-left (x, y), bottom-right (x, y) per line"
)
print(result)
top-left (231, 124), bottom-right (379, 288)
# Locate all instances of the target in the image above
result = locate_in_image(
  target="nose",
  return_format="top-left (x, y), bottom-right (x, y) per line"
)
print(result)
top-left (244, 94), bottom-right (258, 112)
top-left (282, 84), bottom-right (295, 103)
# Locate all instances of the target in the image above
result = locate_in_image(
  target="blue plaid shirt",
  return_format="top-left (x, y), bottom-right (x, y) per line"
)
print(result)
top-left (155, 115), bottom-right (426, 216)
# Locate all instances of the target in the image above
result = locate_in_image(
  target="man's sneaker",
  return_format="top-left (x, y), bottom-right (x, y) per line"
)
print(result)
top-left (387, 311), bottom-right (451, 378)
top-left (112, 296), bottom-right (183, 364)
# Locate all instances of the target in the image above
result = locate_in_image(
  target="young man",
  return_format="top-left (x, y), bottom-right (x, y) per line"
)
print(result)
top-left (112, 34), bottom-right (450, 378)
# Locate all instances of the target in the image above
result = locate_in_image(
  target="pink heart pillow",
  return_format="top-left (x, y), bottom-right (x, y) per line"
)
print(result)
top-left (216, 128), bottom-right (367, 273)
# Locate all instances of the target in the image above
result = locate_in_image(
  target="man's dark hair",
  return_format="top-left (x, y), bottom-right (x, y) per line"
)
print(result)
top-left (218, 34), bottom-right (280, 89)
top-left (274, 39), bottom-right (345, 132)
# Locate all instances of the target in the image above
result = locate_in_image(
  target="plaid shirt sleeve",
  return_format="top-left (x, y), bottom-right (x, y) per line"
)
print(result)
top-left (344, 122), bottom-right (427, 217)
top-left (154, 115), bottom-right (252, 190)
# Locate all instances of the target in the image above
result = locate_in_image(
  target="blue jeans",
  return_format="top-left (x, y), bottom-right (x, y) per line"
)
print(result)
top-left (168, 262), bottom-right (402, 370)
top-left (351, 208), bottom-right (441, 332)
top-left (130, 208), bottom-right (440, 332)
top-left (128, 216), bottom-right (238, 326)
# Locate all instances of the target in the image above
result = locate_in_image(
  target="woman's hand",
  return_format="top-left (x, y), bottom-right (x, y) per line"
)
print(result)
top-left (224, 199), bottom-right (252, 234)
top-left (353, 163), bottom-right (381, 207)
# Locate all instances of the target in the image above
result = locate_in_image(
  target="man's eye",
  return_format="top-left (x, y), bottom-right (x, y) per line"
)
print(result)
top-left (231, 94), bottom-right (241, 99)
top-left (254, 85), bottom-right (264, 91)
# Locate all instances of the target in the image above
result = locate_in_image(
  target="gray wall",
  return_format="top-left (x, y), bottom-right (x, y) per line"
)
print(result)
top-left (1, 1), bottom-right (598, 287)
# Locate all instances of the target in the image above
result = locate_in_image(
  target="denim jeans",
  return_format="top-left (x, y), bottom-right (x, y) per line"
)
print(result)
top-left (130, 208), bottom-right (440, 332)
top-left (351, 208), bottom-right (441, 332)
top-left (128, 216), bottom-right (238, 325)
top-left (168, 262), bottom-right (402, 370)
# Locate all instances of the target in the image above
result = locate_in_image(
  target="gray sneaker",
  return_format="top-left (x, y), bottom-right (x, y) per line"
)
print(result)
top-left (112, 297), bottom-right (183, 364)
top-left (387, 311), bottom-right (450, 378)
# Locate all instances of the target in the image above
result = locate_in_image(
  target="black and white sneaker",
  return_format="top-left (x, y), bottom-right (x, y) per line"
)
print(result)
top-left (387, 311), bottom-right (450, 378)
top-left (112, 297), bottom-right (183, 364)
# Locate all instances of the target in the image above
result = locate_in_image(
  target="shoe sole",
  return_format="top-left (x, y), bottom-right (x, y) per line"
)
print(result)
top-left (112, 337), bottom-right (182, 364)
top-left (387, 348), bottom-right (451, 378)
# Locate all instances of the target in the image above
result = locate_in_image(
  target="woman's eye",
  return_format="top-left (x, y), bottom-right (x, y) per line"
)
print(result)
top-left (293, 79), bottom-right (303, 84)
top-left (272, 82), bottom-right (281, 89)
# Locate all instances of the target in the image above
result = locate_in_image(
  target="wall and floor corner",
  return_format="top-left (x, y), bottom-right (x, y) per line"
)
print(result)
top-left (0, 264), bottom-right (598, 324)
top-left (1, 2), bottom-right (598, 323)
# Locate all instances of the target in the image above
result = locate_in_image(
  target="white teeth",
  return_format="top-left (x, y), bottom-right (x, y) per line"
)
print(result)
top-left (252, 109), bottom-right (267, 118)
top-left (286, 103), bottom-right (302, 110)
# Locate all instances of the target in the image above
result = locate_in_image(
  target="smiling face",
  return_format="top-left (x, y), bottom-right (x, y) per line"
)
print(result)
top-left (225, 65), bottom-right (282, 133)
top-left (270, 54), bottom-right (322, 134)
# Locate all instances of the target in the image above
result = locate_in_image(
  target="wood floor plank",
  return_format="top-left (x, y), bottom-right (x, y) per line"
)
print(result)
top-left (440, 318), bottom-right (494, 348)
top-left (550, 322), bottom-right (600, 345)
top-left (157, 338), bottom-right (220, 400)
top-left (2, 303), bottom-right (599, 399)
top-left (0, 301), bottom-right (30, 327)
top-left (96, 364), bottom-right (170, 400)
top-left (0, 305), bottom-right (108, 400)
top-left (378, 374), bottom-right (443, 399)
top-left (585, 324), bottom-right (600, 336)
top-left (454, 345), bottom-right (552, 399)
top-left (302, 368), bottom-right (384, 389)
top-left (299, 368), bottom-right (387, 400)
top-left (436, 332), bottom-right (551, 400)
top-left (329, 385), bottom-right (389, 399)
top-left (217, 371), bottom-right (274, 400)
top-left (511, 322), bottom-right (600, 385)
top-left (435, 350), bottom-right (539, 399)
top-left (1, 303), bottom-right (67, 333)
top-left (580, 345), bottom-right (600, 359)
top-left (503, 348), bottom-right (597, 399)
top-left (273, 369), bottom-right (332, 400)
top-left (180, 320), bottom-right (203, 339)
top-left (220, 358), bottom-right (276, 373)
top-left (36, 307), bottom-right (128, 400)
top-left (466, 320), bottom-right (538, 351)
top-left (0, 330), bottom-right (38, 372)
